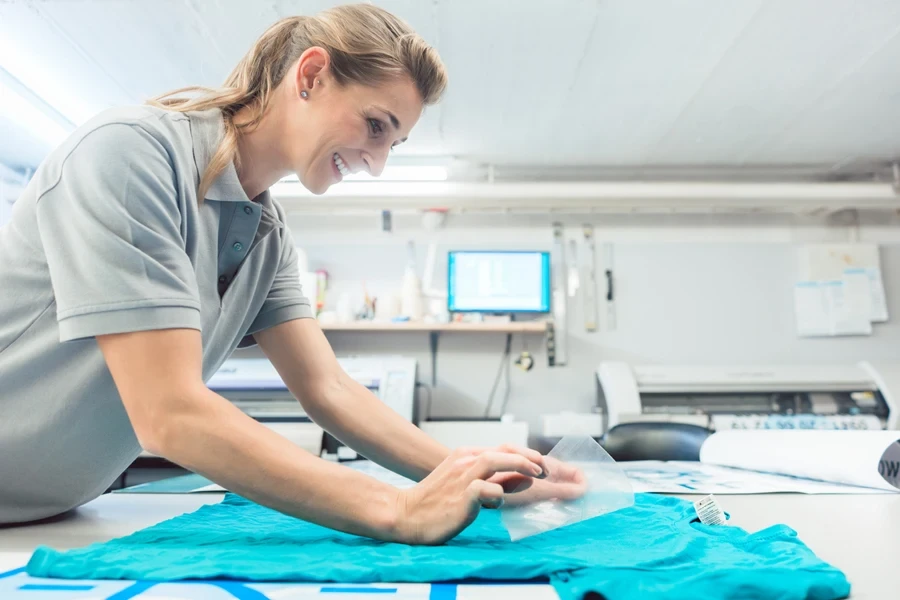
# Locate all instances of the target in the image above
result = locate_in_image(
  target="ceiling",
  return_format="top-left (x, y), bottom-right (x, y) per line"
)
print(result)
top-left (2, 0), bottom-right (900, 180)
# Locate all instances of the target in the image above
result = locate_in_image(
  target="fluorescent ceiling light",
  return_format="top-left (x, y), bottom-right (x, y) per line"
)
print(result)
top-left (270, 180), bottom-right (448, 198)
top-left (0, 67), bottom-right (74, 147)
top-left (269, 181), bottom-right (900, 214)
top-left (279, 165), bottom-right (447, 183)
top-left (346, 165), bottom-right (448, 182)
top-left (0, 34), bottom-right (93, 126)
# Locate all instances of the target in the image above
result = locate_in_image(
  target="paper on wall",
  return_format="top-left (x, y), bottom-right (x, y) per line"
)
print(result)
top-left (793, 282), bottom-right (831, 337)
top-left (797, 244), bottom-right (889, 324)
top-left (699, 430), bottom-right (900, 492)
top-left (842, 268), bottom-right (873, 318)
top-left (866, 267), bottom-right (890, 322)
top-left (793, 277), bottom-right (872, 337)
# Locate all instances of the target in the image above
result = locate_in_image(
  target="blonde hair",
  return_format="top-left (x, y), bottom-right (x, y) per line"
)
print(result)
top-left (148, 4), bottom-right (447, 199)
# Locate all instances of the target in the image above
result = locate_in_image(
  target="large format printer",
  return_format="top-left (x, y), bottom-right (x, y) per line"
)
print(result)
top-left (596, 361), bottom-right (899, 433)
top-left (207, 356), bottom-right (419, 458)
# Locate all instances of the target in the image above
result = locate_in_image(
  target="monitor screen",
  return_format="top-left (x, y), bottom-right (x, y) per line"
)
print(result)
top-left (447, 250), bottom-right (551, 313)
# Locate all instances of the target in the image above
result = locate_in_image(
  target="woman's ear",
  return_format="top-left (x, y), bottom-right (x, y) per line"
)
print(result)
top-left (295, 46), bottom-right (330, 98)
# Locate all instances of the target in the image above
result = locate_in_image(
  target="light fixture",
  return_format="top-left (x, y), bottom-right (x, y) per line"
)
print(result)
top-left (270, 180), bottom-right (451, 198)
top-left (278, 165), bottom-right (448, 184)
top-left (0, 32), bottom-right (93, 126)
top-left (0, 66), bottom-right (74, 147)
top-left (344, 165), bottom-right (448, 182)
top-left (268, 180), bottom-right (900, 215)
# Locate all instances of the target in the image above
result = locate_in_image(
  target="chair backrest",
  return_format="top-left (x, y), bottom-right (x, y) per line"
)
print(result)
top-left (601, 422), bottom-right (711, 461)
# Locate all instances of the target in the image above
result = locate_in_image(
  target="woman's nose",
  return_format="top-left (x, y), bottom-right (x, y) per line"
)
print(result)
top-left (362, 149), bottom-right (389, 178)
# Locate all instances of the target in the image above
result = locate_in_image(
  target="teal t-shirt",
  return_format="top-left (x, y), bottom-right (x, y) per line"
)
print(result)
top-left (28, 493), bottom-right (849, 600)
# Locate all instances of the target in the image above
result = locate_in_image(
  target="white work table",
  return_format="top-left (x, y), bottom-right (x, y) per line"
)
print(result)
top-left (1, 492), bottom-right (898, 599)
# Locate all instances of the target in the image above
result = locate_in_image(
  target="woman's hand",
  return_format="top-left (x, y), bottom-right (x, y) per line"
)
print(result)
top-left (392, 445), bottom-right (546, 545)
top-left (488, 455), bottom-right (587, 507)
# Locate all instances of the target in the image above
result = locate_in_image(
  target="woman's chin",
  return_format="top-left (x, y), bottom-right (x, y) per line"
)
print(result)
top-left (298, 176), bottom-right (329, 196)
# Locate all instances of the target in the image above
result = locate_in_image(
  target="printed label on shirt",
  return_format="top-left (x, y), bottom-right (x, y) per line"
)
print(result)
top-left (694, 494), bottom-right (727, 526)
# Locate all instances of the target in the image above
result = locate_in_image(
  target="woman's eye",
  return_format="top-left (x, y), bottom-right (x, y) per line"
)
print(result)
top-left (368, 118), bottom-right (384, 136)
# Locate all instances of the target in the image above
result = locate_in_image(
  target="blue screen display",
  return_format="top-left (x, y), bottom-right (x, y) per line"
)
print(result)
top-left (447, 251), bottom-right (551, 313)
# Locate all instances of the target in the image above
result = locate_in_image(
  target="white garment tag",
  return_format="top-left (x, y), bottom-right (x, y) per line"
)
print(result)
top-left (694, 494), bottom-right (727, 526)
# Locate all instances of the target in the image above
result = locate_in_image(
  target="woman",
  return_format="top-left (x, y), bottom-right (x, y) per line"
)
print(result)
top-left (0, 4), bottom-right (582, 544)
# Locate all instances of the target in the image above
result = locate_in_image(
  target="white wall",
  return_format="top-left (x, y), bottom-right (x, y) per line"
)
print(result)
top-left (236, 211), bottom-right (900, 437)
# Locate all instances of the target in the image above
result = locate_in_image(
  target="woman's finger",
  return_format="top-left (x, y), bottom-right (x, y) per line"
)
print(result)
top-left (488, 472), bottom-right (534, 494)
top-left (496, 444), bottom-right (548, 478)
top-left (469, 451), bottom-right (542, 481)
top-left (453, 446), bottom-right (488, 458)
top-left (549, 481), bottom-right (588, 500)
top-left (549, 460), bottom-right (585, 484)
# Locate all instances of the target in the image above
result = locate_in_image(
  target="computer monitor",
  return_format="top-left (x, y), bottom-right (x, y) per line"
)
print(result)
top-left (447, 250), bottom-right (551, 313)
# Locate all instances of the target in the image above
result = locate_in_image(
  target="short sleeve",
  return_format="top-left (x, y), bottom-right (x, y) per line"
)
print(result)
top-left (35, 123), bottom-right (201, 342)
top-left (239, 227), bottom-right (314, 347)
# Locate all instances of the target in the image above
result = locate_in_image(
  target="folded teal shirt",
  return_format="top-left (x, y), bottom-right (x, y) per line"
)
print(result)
top-left (27, 493), bottom-right (849, 600)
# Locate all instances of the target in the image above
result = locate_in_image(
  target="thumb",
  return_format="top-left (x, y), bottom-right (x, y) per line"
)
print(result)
top-left (470, 480), bottom-right (505, 509)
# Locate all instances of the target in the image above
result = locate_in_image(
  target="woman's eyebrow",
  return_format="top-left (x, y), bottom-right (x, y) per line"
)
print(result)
top-left (373, 105), bottom-right (401, 130)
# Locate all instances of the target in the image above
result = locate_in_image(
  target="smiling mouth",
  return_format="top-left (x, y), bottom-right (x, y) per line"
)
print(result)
top-left (333, 152), bottom-right (350, 179)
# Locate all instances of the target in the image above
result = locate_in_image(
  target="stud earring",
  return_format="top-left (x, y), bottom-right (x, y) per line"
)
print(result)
top-left (300, 90), bottom-right (308, 99)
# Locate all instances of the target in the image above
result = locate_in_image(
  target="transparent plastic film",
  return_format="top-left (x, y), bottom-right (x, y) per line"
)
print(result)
top-left (500, 434), bottom-right (635, 541)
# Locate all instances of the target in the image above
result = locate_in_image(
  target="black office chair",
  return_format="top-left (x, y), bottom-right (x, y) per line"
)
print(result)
top-left (600, 422), bottom-right (711, 462)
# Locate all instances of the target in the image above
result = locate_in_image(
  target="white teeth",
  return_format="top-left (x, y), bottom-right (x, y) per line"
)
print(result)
top-left (333, 153), bottom-right (350, 177)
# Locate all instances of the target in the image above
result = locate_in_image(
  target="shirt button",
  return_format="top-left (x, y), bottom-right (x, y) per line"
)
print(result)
top-left (232, 242), bottom-right (244, 252)
top-left (243, 206), bottom-right (253, 215)
top-left (218, 275), bottom-right (227, 284)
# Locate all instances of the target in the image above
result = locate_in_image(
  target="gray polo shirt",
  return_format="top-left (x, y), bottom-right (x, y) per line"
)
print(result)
top-left (0, 106), bottom-right (313, 523)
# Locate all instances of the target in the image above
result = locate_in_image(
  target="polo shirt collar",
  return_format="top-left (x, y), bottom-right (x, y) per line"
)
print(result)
top-left (188, 109), bottom-right (282, 217)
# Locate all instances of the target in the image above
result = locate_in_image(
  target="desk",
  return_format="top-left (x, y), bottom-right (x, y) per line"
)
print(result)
top-left (1, 493), bottom-right (897, 599)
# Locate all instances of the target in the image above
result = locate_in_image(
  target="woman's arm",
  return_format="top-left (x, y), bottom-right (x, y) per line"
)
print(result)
top-left (98, 326), bottom-right (544, 543)
top-left (255, 318), bottom-right (451, 482)
top-left (98, 327), bottom-right (400, 539)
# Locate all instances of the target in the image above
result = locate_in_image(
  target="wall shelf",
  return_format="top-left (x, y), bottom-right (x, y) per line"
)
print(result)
top-left (320, 321), bottom-right (548, 333)
top-left (321, 320), bottom-right (551, 386)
